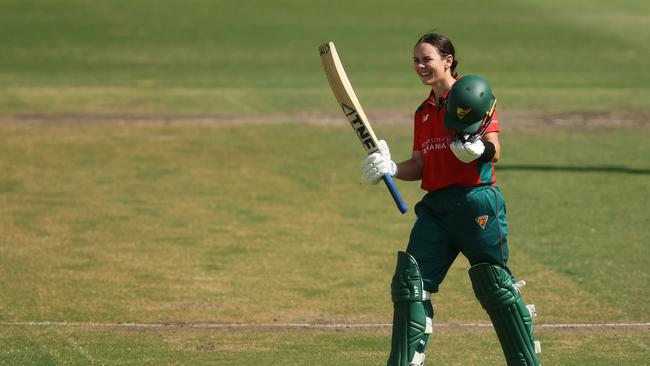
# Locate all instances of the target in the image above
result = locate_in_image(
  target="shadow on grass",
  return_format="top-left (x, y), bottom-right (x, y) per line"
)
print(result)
top-left (497, 164), bottom-right (650, 175)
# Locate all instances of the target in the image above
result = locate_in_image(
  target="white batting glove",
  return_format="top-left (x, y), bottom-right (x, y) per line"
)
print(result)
top-left (450, 138), bottom-right (485, 163)
top-left (361, 140), bottom-right (397, 185)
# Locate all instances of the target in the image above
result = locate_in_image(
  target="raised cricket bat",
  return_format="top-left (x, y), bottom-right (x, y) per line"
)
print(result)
top-left (319, 41), bottom-right (408, 214)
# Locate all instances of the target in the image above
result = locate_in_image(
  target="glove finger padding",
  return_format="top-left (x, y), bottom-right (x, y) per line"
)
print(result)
top-left (378, 139), bottom-right (391, 160)
top-left (361, 164), bottom-right (383, 185)
top-left (360, 153), bottom-right (382, 184)
top-left (450, 138), bottom-right (485, 163)
top-left (463, 139), bottom-right (485, 157)
top-left (450, 139), bottom-right (471, 163)
top-left (367, 172), bottom-right (383, 185)
top-left (362, 152), bottom-right (386, 167)
top-left (361, 152), bottom-right (396, 185)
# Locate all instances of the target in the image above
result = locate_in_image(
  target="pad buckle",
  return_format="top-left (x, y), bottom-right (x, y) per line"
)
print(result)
top-left (410, 351), bottom-right (425, 366)
top-left (514, 280), bottom-right (526, 293)
top-left (527, 304), bottom-right (537, 318)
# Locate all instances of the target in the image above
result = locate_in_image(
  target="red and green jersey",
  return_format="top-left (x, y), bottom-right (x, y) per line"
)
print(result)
top-left (413, 90), bottom-right (500, 192)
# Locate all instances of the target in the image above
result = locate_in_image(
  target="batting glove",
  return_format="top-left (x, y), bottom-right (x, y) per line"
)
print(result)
top-left (361, 140), bottom-right (397, 185)
top-left (450, 138), bottom-right (485, 163)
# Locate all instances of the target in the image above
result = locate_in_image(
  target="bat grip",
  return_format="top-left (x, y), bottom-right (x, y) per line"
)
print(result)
top-left (382, 175), bottom-right (408, 214)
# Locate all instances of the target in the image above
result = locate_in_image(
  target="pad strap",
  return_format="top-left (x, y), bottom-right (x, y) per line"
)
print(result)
top-left (422, 290), bottom-right (431, 301)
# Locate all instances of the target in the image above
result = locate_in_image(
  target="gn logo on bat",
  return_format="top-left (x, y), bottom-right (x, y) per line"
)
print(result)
top-left (341, 103), bottom-right (376, 150)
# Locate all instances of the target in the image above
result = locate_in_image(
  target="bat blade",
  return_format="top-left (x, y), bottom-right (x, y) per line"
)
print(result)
top-left (319, 41), bottom-right (408, 214)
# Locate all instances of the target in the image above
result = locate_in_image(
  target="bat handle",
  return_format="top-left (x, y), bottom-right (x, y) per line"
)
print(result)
top-left (382, 175), bottom-right (408, 214)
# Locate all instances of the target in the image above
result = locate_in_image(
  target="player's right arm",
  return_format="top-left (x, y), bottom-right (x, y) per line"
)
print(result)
top-left (395, 150), bottom-right (424, 181)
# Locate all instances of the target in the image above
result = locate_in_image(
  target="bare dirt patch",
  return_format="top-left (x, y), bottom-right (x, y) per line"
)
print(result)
top-left (0, 110), bottom-right (648, 132)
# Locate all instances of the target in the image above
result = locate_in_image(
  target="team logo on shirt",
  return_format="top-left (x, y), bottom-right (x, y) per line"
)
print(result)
top-left (456, 107), bottom-right (472, 119)
top-left (475, 215), bottom-right (489, 229)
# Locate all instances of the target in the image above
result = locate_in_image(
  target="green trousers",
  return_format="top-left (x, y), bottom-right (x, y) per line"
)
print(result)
top-left (406, 185), bottom-right (510, 293)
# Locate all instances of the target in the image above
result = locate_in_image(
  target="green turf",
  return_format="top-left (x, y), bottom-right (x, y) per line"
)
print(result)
top-left (1, 326), bottom-right (649, 365)
top-left (1, 0), bottom-right (649, 363)
top-left (0, 122), bottom-right (648, 364)
top-left (0, 0), bottom-right (649, 115)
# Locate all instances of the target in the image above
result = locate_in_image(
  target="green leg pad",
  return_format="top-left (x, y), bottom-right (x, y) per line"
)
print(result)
top-left (469, 263), bottom-right (540, 366)
top-left (387, 251), bottom-right (429, 366)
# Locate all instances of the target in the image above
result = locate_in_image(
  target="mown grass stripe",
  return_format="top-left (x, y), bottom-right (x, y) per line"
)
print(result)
top-left (1, 321), bottom-right (648, 330)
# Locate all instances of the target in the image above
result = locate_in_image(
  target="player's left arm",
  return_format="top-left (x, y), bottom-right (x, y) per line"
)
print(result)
top-left (483, 132), bottom-right (500, 162)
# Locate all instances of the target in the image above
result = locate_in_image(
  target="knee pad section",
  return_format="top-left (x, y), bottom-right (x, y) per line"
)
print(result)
top-left (387, 251), bottom-right (431, 366)
top-left (469, 264), bottom-right (540, 366)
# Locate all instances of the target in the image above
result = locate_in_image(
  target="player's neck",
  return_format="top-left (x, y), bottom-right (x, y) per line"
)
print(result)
top-left (431, 75), bottom-right (456, 101)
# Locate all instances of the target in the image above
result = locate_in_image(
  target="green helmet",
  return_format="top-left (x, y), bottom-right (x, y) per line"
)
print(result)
top-left (444, 75), bottom-right (497, 135)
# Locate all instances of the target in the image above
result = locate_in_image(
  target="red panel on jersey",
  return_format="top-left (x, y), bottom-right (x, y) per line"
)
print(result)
top-left (413, 91), bottom-right (500, 192)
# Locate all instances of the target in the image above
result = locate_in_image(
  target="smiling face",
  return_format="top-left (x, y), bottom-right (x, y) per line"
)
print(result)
top-left (413, 42), bottom-right (454, 87)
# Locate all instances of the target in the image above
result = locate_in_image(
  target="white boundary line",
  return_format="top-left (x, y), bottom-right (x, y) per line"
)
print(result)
top-left (1, 321), bottom-right (648, 330)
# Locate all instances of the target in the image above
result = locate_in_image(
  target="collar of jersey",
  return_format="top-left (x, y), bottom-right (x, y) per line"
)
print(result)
top-left (427, 88), bottom-right (451, 107)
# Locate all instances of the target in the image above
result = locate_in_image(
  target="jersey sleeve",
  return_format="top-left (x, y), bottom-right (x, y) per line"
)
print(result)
top-left (486, 109), bottom-right (500, 133)
top-left (413, 110), bottom-right (422, 151)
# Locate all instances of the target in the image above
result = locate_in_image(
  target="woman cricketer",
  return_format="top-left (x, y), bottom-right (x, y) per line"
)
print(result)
top-left (361, 32), bottom-right (541, 366)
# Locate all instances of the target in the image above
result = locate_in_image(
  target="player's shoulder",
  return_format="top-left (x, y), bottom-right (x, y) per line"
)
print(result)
top-left (486, 108), bottom-right (501, 133)
top-left (415, 95), bottom-right (435, 113)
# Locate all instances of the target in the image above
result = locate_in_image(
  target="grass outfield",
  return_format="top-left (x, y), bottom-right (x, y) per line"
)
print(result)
top-left (0, 0), bottom-right (649, 115)
top-left (1, 0), bottom-right (649, 364)
top-left (2, 326), bottom-right (649, 365)
top-left (1, 122), bottom-right (648, 364)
